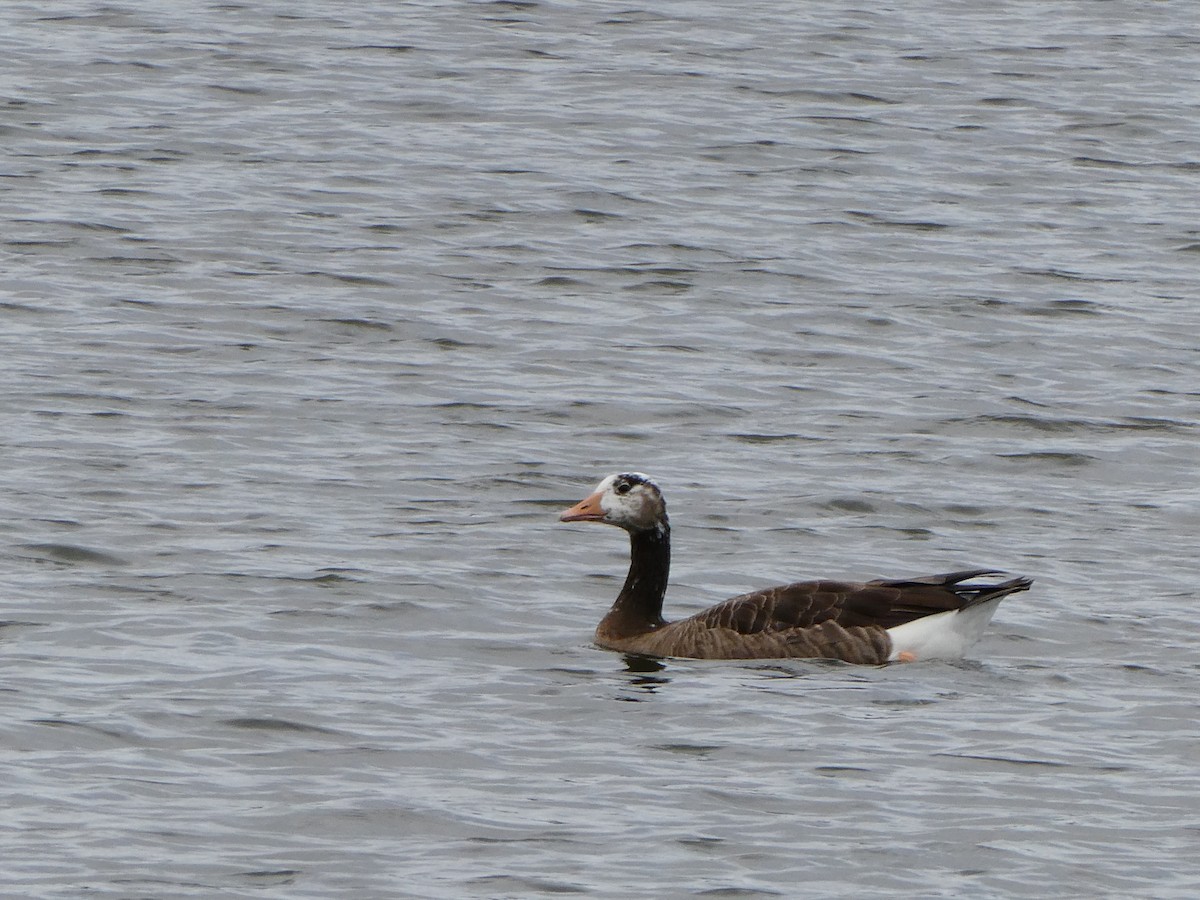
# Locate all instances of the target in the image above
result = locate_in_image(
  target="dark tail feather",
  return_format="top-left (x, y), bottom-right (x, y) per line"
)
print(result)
top-left (875, 569), bottom-right (1034, 609)
top-left (955, 574), bottom-right (1033, 609)
top-left (875, 568), bottom-right (1002, 587)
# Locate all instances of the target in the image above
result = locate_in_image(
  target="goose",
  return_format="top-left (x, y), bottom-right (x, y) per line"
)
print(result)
top-left (559, 473), bottom-right (1031, 664)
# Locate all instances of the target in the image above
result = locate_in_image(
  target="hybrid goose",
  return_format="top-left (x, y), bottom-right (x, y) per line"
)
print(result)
top-left (560, 473), bottom-right (1031, 664)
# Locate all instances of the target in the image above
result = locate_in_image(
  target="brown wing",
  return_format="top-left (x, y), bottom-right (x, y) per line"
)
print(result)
top-left (684, 568), bottom-right (1020, 636)
top-left (685, 579), bottom-right (895, 634)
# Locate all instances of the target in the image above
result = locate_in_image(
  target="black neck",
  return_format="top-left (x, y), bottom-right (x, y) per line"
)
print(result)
top-left (603, 523), bottom-right (671, 635)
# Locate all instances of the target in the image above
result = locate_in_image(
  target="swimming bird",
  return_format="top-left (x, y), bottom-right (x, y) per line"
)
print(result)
top-left (559, 473), bottom-right (1031, 664)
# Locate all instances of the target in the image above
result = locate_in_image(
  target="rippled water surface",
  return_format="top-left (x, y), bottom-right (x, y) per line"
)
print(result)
top-left (4, 1), bottom-right (1200, 897)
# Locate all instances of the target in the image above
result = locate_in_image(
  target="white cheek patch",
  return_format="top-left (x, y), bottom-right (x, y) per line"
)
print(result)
top-left (590, 473), bottom-right (662, 524)
top-left (600, 491), bottom-right (634, 519)
top-left (599, 487), bottom-right (635, 520)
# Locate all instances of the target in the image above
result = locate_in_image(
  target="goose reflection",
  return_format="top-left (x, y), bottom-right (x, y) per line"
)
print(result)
top-left (619, 653), bottom-right (669, 698)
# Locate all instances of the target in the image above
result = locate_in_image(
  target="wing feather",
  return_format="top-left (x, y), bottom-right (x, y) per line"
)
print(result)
top-left (680, 570), bottom-right (1027, 638)
top-left (686, 579), bottom-right (895, 634)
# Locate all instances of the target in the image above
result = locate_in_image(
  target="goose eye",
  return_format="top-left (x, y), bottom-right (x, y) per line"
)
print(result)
top-left (615, 482), bottom-right (631, 495)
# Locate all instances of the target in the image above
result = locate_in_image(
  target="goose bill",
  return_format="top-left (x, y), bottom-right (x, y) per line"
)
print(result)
top-left (560, 492), bottom-right (606, 522)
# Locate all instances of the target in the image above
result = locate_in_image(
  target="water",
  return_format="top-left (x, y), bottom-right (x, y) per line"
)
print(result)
top-left (3, 1), bottom-right (1199, 897)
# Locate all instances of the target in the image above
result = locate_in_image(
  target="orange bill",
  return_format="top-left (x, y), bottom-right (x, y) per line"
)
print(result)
top-left (560, 491), bottom-right (605, 522)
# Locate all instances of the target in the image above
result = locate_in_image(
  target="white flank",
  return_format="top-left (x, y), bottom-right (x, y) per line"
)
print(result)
top-left (885, 596), bottom-right (1005, 662)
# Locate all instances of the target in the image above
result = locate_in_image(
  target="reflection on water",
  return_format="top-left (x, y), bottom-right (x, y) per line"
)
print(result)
top-left (619, 653), bottom-right (670, 698)
top-left (622, 654), bottom-right (667, 676)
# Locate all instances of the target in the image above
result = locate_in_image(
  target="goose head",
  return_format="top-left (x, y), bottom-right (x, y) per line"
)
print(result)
top-left (560, 472), bottom-right (668, 534)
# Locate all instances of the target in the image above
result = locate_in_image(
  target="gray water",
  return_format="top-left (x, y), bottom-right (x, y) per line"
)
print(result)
top-left (3, 1), bottom-right (1199, 897)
